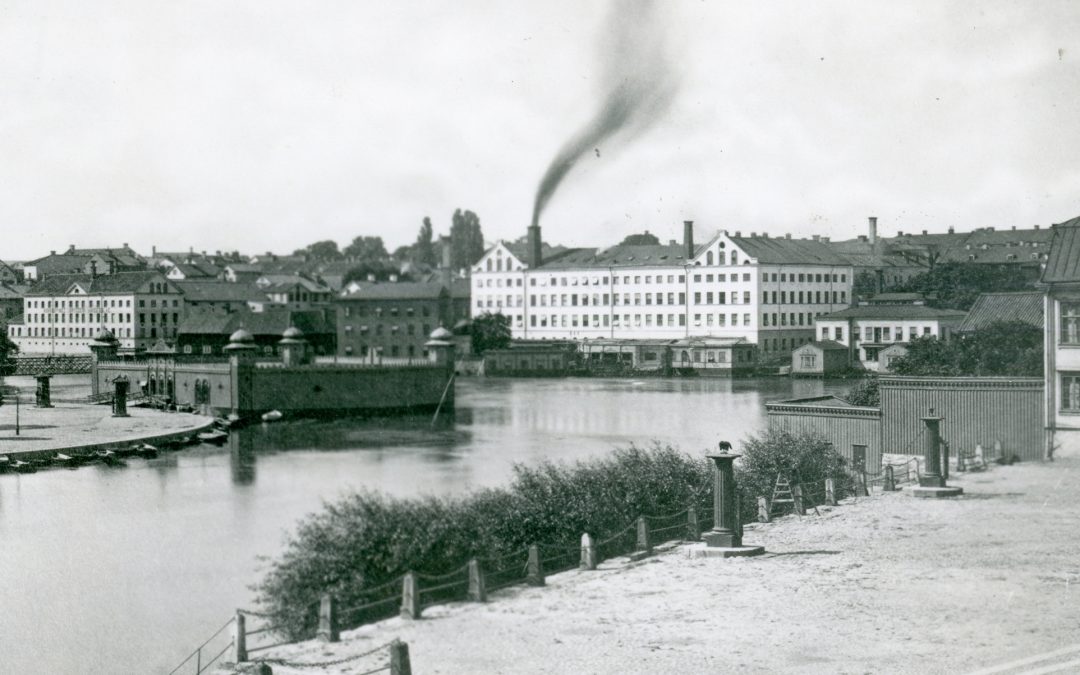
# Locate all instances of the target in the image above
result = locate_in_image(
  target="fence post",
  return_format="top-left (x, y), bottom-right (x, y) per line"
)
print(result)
top-left (636, 516), bottom-right (651, 554)
top-left (792, 485), bottom-right (806, 515)
top-left (401, 572), bottom-right (421, 619)
top-left (756, 496), bottom-right (770, 523)
top-left (580, 533), bottom-right (597, 571)
top-left (941, 441), bottom-right (950, 481)
top-left (687, 504), bottom-right (700, 540)
top-left (975, 444), bottom-right (984, 468)
top-left (859, 470), bottom-right (869, 496)
top-left (233, 610), bottom-right (248, 664)
top-left (468, 559), bottom-right (486, 602)
top-left (317, 593), bottom-right (339, 642)
top-left (390, 641), bottom-right (412, 675)
top-left (526, 545), bottom-right (545, 586)
top-left (883, 465), bottom-right (896, 492)
top-left (825, 478), bottom-right (837, 506)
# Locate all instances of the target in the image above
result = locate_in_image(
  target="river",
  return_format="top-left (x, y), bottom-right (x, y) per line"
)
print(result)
top-left (0, 375), bottom-right (846, 674)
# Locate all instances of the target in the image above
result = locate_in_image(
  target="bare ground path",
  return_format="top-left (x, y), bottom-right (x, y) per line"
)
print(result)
top-left (221, 458), bottom-right (1080, 675)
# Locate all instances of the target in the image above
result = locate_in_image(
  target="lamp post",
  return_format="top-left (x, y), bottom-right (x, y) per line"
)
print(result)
top-left (912, 408), bottom-right (963, 498)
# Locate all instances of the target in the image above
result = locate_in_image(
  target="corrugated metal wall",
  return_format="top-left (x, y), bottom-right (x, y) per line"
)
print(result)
top-left (879, 376), bottom-right (1044, 461)
top-left (766, 404), bottom-right (882, 471)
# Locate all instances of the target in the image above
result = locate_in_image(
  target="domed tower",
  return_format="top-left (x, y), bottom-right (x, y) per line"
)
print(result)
top-left (278, 326), bottom-right (309, 367)
top-left (88, 328), bottom-right (120, 397)
top-left (425, 326), bottom-right (456, 369)
top-left (224, 328), bottom-right (257, 415)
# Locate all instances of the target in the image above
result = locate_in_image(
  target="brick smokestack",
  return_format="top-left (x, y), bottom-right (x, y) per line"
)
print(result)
top-left (683, 220), bottom-right (694, 258)
top-left (527, 216), bottom-right (542, 268)
top-left (440, 235), bottom-right (452, 286)
top-left (868, 216), bottom-right (878, 246)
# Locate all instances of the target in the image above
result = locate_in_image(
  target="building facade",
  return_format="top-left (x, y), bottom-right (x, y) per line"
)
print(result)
top-left (470, 222), bottom-right (854, 357)
top-left (813, 304), bottom-right (966, 371)
top-left (334, 281), bottom-right (467, 359)
top-left (7, 271), bottom-right (185, 354)
top-left (1039, 215), bottom-right (1080, 458)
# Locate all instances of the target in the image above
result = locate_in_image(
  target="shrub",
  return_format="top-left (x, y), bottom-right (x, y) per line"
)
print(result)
top-left (253, 443), bottom-right (712, 639)
top-left (843, 377), bottom-right (880, 407)
top-left (734, 428), bottom-right (850, 519)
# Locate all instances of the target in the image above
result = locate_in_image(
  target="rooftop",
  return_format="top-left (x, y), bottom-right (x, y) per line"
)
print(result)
top-left (25, 271), bottom-right (171, 296)
top-left (958, 292), bottom-right (1044, 333)
top-left (1040, 215), bottom-right (1080, 285)
top-left (817, 305), bottom-right (967, 321)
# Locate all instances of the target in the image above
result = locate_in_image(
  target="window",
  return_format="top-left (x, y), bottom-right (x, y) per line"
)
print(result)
top-left (1062, 303), bottom-right (1080, 345)
top-left (800, 354), bottom-right (817, 369)
top-left (1063, 374), bottom-right (1080, 412)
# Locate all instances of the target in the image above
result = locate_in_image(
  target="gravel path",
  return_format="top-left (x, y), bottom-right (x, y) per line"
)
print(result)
top-left (222, 458), bottom-right (1080, 675)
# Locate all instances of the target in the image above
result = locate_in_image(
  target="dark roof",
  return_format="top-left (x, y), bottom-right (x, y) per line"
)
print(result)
top-left (958, 292), bottom-right (1044, 333)
top-left (25, 271), bottom-right (170, 296)
top-left (727, 236), bottom-right (851, 266)
top-left (26, 253), bottom-right (92, 274)
top-left (503, 241), bottom-right (568, 266)
top-left (817, 305), bottom-right (967, 320)
top-left (339, 281), bottom-right (447, 301)
top-left (867, 292), bottom-right (926, 304)
top-left (178, 309), bottom-right (333, 336)
top-left (174, 280), bottom-right (268, 303)
top-left (798, 340), bottom-right (849, 351)
top-left (0, 283), bottom-right (27, 299)
top-left (1040, 215), bottom-right (1080, 285)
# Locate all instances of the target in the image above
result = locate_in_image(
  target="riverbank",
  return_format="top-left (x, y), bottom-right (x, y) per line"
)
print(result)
top-left (0, 401), bottom-right (215, 458)
top-left (228, 458), bottom-right (1080, 674)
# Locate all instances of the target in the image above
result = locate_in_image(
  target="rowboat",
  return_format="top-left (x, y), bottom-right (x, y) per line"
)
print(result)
top-left (54, 453), bottom-right (84, 468)
top-left (197, 429), bottom-right (229, 445)
top-left (95, 449), bottom-right (125, 467)
top-left (261, 410), bottom-right (283, 423)
top-left (135, 444), bottom-right (159, 459)
top-left (11, 460), bottom-right (36, 474)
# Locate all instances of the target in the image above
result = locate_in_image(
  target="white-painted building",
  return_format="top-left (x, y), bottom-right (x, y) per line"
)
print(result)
top-left (470, 222), bottom-right (855, 356)
top-left (6, 271), bottom-right (185, 354)
top-left (813, 304), bottom-right (966, 371)
top-left (1039, 215), bottom-right (1080, 458)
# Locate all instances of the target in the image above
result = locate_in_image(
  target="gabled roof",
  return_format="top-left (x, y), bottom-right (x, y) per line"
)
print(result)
top-left (958, 292), bottom-right (1044, 333)
top-left (817, 305), bottom-right (967, 320)
top-left (1040, 215), bottom-right (1080, 285)
top-left (173, 280), bottom-right (268, 303)
top-left (338, 281), bottom-right (448, 301)
top-left (727, 236), bottom-right (851, 266)
top-left (257, 274), bottom-right (331, 293)
top-left (0, 283), bottom-right (28, 299)
top-left (25, 271), bottom-right (172, 296)
top-left (178, 309), bottom-right (333, 336)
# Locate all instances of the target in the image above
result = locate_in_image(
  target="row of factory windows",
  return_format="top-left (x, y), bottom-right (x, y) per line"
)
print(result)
top-left (818, 325), bottom-right (935, 342)
top-left (342, 344), bottom-right (424, 358)
top-left (343, 323), bottom-right (433, 337)
top-left (475, 289), bottom-right (846, 310)
top-left (477, 270), bottom-right (848, 289)
top-left (341, 306), bottom-right (434, 318)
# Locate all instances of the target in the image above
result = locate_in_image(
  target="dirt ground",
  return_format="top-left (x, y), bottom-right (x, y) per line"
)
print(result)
top-left (223, 457), bottom-right (1080, 675)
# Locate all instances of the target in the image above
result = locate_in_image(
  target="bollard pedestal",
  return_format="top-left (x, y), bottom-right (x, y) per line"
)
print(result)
top-left (688, 452), bottom-right (764, 559)
top-left (912, 409), bottom-right (963, 499)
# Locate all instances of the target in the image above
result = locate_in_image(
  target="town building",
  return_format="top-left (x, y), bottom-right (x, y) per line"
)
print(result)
top-left (470, 221), bottom-right (854, 356)
top-left (0, 259), bottom-right (21, 285)
top-left (176, 308), bottom-right (335, 356)
top-left (812, 304), bottom-right (967, 371)
top-left (22, 245), bottom-right (146, 282)
top-left (7, 271), bottom-right (184, 354)
top-left (172, 280), bottom-right (271, 313)
top-left (1038, 215), bottom-right (1080, 458)
top-left (255, 274), bottom-right (333, 309)
top-left (0, 282), bottom-right (27, 326)
top-left (790, 340), bottom-right (850, 376)
top-left (334, 281), bottom-right (467, 359)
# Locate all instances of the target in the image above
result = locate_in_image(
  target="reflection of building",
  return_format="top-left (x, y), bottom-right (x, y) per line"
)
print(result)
top-left (813, 304), bottom-right (965, 371)
top-left (1039, 215), bottom-right (1080, 458)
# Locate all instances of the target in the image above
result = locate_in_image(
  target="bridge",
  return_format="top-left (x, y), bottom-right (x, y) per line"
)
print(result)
top-left (9, 354), bottom-right (93, 376)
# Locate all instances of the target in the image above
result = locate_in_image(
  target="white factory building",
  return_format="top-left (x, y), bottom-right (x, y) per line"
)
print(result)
top-left (471, 221), bottom-right (855, 356)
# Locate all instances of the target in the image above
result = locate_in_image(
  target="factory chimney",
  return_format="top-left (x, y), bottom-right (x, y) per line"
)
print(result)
top-left (683, 220), bottom-right (694, 258)
top-left (868, 216), bottom-right (878, 246)
top-left (440, 235), bottom-right (453, 286)
top-left (527, 217), bottom-right (543, 268)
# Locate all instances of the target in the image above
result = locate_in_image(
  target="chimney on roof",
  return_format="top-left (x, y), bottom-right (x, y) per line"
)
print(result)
top-left (868, 216), bottom-right (878, 245)
top-left (122, 243), bottom-right (128, 249)
top-left (50, 250), bottom-right (56, 256)
top-left (922, 229), bottom-right (928, 235)
top-left (152, 245), bottom-right (157, 256)
top-left (812, 235), bottom-right (820, 241)
top-left (735, 230), bottom-right (742, 237)
top-left (683, 220), bottom-right (694, 258)
top-left (1011, 226), bottom-right (1016, 231)
top-left (858, 235), bottom-right (867, 242)
top-left (216, 250), bottom-right (222, 257)
top-left (440, 235), bottom-right (452, 286)
top-left (763, 233), bottom-right (769, 238)
top-left (987, 226), bottom-right (995, 232)
top-left (68, 244), bottom-right (75, 253)
top-left (898, 230), bottom-right (904, 236)
top-left (750, 231), bottom-right (756, 237)
top-left (948, 226), bottom-right (954, 234)
top-left (1035, 224), bottom-right (1040, 230)
top-left (785, 233), bottom-right (792, 239)
top-left (89, 260), bottom-right (98, 278)
top-left (528, 217), bottom-right (543, 268)
top-left (821, 236), bottom-right (830, 243)
top-left (668, 239), bottom-right (676, 246)
top-left (106, 260), bottom-right (115, 275)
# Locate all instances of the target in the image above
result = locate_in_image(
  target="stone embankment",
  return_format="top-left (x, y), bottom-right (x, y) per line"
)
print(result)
top-left (222, 458), bottom-right (1080, 674)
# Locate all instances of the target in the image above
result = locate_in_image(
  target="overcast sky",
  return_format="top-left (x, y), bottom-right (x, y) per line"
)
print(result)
top-left (1, 0), bottom-right (1078, 261)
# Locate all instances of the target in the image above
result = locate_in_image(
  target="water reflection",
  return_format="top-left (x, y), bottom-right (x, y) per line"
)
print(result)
top-left (229, 432), bottom-right (256, 486)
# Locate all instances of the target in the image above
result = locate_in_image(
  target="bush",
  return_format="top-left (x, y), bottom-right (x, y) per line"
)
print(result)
top-left (843, 377), bottom-right (880, 407)
top-left (734, 428), bottom-right (850, 519)
top-left (253, 443), bottom-right (712, 639)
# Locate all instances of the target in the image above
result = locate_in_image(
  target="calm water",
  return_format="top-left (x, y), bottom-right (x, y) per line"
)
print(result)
top-left (0, 375), bottom-right (845, 674)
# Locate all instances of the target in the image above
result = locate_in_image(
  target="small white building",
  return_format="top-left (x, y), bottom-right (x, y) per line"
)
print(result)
top-left (813, 304), bottom-right (966, 371)
top-left (1039, 215), bottom-right (1080, 458)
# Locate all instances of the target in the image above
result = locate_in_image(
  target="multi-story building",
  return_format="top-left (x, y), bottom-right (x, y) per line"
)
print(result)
top-left (470, 221), bottom-right (854, 356)
top-left (176, 308), bottom-right (335, 357)
top-left (256, 274), bottom-right (333, 310)
top-left (7, 271), bottom-right (184, 354)
top-left (812, 304), bottom-right (966, 371)
top-left (22, 244), bottom-right (146, 282)
top-left (334, 281), bottom-right (467, 359)
top-left (1039, 215), bottom-right (1080, 458)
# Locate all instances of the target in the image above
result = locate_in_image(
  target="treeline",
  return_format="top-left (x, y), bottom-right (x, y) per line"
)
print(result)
top-left (857, 262), bottom-right (1038, 311)
top-left (290, 208), bottom-right (487, 283)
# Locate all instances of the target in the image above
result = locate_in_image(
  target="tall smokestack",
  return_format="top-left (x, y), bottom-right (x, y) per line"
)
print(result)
top-left (528, 218), bottom-right (543, 268)
top-left (440, 235), bottom-right (452, 286)
top-left (683, 220), bottom-right (694, 258)
top-left (868, 216), bottom-right (878, 245)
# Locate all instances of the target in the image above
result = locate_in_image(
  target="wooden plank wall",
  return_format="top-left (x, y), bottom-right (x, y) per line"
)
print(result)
top-left (766, 403), bottom-right (883, 471)
top-left (879, 376), bottom-right (1044, 461)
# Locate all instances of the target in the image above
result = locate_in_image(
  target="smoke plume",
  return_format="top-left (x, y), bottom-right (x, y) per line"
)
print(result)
top-left (532, 0), bottom-right (680, 226)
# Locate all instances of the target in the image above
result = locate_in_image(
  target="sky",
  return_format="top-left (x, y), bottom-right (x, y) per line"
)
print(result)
top-left (0, 0), bottom-right (1078, 261)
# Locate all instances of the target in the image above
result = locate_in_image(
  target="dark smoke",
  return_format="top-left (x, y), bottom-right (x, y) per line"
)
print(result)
top-left (532, 0), bottom-right (680, 226)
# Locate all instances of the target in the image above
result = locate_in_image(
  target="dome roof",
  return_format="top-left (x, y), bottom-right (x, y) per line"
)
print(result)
top-left (228, 329), bottom-right (255, 344)
top-left (282, 326), bottom-right (304, 339)
top-left (92, 327), bottom-right (116, 342)
top-left (453, 318), bottom-right (471, 330)
top-left (429, 326), bottom-right (453, 340)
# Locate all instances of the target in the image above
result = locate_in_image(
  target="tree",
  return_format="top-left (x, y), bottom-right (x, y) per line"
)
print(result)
top-left (343, 236), bottom-right (389, 263)
top-left (414, 217), bottom-right (437, 267)
top-left (843, 377), bottom-right (880, 407)
top-left (619, 232), bottom-right (660, 246)
top-left (293, 240), bottom-right (342, 261)
top-left (0, 331), bottom-right (18, 376)
top-left (470, 312), bottom-right (511, 355)
top-left (450, 209), bottom-right (485, 270)
top-left (890, 320), bottom-right (1043, 377)
top-left (342, 260), bottom-right (404, 285)
top-left (890, 263), bottom-right (1037, 310)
